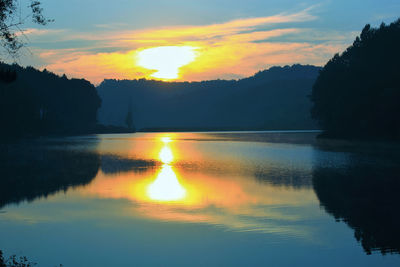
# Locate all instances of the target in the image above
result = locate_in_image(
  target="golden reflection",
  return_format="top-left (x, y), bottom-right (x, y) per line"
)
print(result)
top-left (147, 165), bottom-right (186, 201)
top-left (159, 146), bottom-right (173, 164)
top-left (160, 136), bottom-right (172, 143)
top-left (80, 133), bottom-right (318, 234)
top-left (147, 135), bottom-right (186, 201)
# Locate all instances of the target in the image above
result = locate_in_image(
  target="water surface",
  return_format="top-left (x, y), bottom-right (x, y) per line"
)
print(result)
top-left (0, 132), bottom-right (399, 266)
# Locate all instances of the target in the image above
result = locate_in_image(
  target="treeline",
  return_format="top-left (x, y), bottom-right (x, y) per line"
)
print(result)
top-left (98, 64), bottom-right (321, 131)
top-left (311, 18), bottom-right (400, 140)
top-left (0, 63), bottom-right (101, 137)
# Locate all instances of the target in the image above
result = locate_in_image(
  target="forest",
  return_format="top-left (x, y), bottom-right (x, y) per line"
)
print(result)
top-left (0, 63), bottom-right (102, 137)
top-left (311, 19), bottom-right (400, 140)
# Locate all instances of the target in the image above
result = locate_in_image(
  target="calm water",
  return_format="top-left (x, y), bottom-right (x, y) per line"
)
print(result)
top-left (0, 132), bottom-right (399, 266)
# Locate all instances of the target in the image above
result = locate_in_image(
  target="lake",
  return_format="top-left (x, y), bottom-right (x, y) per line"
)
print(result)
top-left (1, 131), bottom-right (399, 266)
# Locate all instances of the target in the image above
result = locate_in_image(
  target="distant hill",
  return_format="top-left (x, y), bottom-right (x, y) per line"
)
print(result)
top-left (97, 64), bottom-right (321, 131)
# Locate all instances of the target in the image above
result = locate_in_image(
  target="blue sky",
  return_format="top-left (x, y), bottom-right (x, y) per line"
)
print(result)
top-left (37, 0), bottom-right (399, 30)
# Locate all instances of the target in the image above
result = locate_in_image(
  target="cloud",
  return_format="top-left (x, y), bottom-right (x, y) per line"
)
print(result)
top-left (19, 6), bottom-right (355, 84)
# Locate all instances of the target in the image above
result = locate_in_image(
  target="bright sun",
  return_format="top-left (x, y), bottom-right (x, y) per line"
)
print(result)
top-left (136, 46), bottom-right (198, 80)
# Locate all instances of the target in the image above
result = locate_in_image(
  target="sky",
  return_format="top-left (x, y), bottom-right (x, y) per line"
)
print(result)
top-left (4, 0), bottom-right (400, 84)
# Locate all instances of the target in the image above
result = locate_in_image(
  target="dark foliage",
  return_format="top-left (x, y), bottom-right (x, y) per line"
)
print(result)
top-left (0, 251), bottom-right (4, 267)
top-left (0, 68), bottom-right (15, 82)
top-left (98, 64), bottom-right (321, 131)
top-left (0, 249), bottom-right (36, 267)
top-left (0, 0), bottom-right (52, 56)
top-left (0, 62), bottom-right (101, 137)
top-left (311, 18), bottom-right (400, 140)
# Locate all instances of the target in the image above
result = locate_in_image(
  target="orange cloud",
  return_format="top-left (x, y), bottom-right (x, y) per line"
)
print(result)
top-left (29, 7), bottom-right (353, 84)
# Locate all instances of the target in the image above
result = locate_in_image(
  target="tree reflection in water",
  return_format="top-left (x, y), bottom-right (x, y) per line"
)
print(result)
top-left (313, 146), bottom-right (400, 255)
top-left (0, 141), bottom-right (100, 209)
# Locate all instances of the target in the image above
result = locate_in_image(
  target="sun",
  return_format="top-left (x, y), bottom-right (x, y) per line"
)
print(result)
top-left (136, 46), bottom-right (198, 80)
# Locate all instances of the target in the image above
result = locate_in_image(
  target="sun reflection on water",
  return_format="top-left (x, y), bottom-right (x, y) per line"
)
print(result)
top-left (81, 133), bottom-right (317, 234)
top-left (146, 136), bottom-right (186, 202)
top-left (147, 164), bottom-right (186, 201)
top-left (158, 146), bottom-right (173, 164)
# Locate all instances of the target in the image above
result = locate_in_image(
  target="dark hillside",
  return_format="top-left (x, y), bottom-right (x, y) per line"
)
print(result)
top-left (98, 64), bottom-right (321, 131)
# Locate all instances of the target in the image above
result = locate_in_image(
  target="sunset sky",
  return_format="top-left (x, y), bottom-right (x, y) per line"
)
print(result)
top-left (8, 0), bottom-right (400, 84)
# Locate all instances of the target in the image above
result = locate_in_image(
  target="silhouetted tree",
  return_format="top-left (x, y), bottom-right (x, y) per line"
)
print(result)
top-left (125, 101), bottom-right (134, 130)
top-left (311, 18), bottom-right (400, 140)
top-left (0, 0), bottom-right (52, 56)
